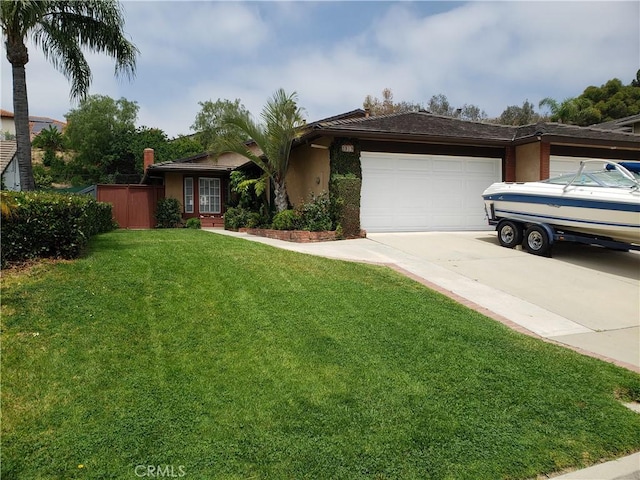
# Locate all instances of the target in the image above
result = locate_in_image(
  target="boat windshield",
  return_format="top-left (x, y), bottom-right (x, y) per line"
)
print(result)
top-left (544, 169), bottom-right (640, 188)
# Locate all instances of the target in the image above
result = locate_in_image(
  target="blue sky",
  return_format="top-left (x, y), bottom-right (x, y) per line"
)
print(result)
top-left (1, 1), bottom-right (638, 138)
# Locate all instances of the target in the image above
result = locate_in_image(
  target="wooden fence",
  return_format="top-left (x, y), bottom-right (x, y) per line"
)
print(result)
top-left (97, 184), bottom-right (165, 229)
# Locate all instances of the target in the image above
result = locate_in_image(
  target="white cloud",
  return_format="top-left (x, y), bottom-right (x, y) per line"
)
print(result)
top-left (2, 1), bottom-right (638, 138)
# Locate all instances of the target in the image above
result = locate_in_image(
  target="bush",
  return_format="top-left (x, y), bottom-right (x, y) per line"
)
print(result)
top-left (1, 191), bottom-right (115, 266)
top-left (185, 218), bottom-right (201, 229)
top-left (271, 209), bottom-right (300, 230)
top-left (155, 198), bottom-right (182, 228)
top-left (297, 192), bottom-right (332, 231)
top-left (224, 206), bottom-right (250, 230)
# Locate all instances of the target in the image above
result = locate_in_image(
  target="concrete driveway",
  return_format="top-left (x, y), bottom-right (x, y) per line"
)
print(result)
top-left (208, 229), bottom-right (640, 371)
top-left (368, 232), bottom-right (640, 370)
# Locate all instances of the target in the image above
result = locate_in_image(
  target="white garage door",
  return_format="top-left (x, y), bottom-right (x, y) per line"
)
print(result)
top-left (360, 152), bottom-right (501, 232)
top-left (550, 155), bottom-right (612, 179)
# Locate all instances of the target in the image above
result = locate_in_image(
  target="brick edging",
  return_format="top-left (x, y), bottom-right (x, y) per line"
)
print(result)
top-left (239, 228), bottom-right (338, 243)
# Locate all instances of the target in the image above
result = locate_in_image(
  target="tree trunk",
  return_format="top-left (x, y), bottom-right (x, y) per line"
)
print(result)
top-left (273, 179), bottom-right (289, 213)
top-left (7, 37), bottom-right (35, 191)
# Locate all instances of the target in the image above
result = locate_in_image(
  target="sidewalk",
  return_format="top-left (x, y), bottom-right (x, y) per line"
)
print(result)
top-left (203, 228), bottom-right (640, 480)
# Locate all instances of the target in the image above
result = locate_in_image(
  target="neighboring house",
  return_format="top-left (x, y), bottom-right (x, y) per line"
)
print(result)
top-left (593, 114), bottom-right (640, 135)
top-left (0, 109), bottom-right (66, 140)
top-left (29, 115), bottom-right (66, 140)
top-left (141, 148), bottom-right (254, 227)
top-left (0, 140), bottom-right (20, 191)
top-left (1, 109), bottom-right (15, 138)
top-left (142, 109), bottom-right (640, 233)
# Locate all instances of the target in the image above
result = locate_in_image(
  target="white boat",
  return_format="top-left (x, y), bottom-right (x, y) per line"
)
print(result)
top-left (482, 161), bottom-right (640, 254)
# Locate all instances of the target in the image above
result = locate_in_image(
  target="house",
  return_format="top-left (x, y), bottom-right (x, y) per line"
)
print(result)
top-left (1, 110), bottom-right (16, 137)
top-left (142, 110), bottom-right (640, 233)
top-left (593, 113), bottom-right (640, 135)
top-left (0, 140), bottom-right (20, 191)
top-left (0, 109), bottom-right (66, 140)
top-left (141, 147), bottom-right (254, 227)
top-left (29, 115), bottom-right (66, 140)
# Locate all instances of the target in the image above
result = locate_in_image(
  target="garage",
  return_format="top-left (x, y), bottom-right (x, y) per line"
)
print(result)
top-left (360, 152), bottom-right (502, 232)
top-left (549, 155), bottom-right (612, 178)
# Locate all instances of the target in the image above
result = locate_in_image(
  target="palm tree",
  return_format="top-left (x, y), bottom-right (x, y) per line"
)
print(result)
top-left (220, 89), bottom-right (306, 213)
top-left (538, 97), bottom-right (578, 124)
top-left (1, 0), bottom-right (138, 191)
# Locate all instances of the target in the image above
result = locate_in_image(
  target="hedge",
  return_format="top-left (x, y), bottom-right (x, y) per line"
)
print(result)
top-left (1, 191), bottom-right (116, 266)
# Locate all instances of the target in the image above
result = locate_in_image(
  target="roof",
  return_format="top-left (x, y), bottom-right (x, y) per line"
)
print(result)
top-left (0, 140), bottom-right (17, 175)
top-left (1, 109), bottom-right (14, 118)
top-left (302, 110), bottom-right (640, 149)
top-left (512, 121), bottom-right (640, 147)
top-left (142, 150), bottom-right (253, 183)
top-left (304, 111), bottom-right (517, 146)
top-left (592, 114), bottom-right (640, 132)
top-left (29, 116), bottom-right (66, 137)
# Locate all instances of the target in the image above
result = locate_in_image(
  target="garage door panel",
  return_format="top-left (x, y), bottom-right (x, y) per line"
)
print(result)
top-left (361, 152), bottom-right (501, 232)
top-left (433, 158), bottom-right (463, 173)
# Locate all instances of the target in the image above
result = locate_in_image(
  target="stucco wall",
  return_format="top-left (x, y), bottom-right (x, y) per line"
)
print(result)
top-left (165, 173), bottom-right (184, 209)
top-left (515, 143), bottom-right (540, 181)
top-left (286, 142), bottom-right (330, 206)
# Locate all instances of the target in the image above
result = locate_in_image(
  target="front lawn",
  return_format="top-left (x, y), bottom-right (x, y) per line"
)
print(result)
top-left (2, 229), bottom-right (639, 479)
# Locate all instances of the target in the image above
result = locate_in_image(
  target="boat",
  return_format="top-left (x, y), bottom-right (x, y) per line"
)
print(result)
top-left (482, 160), bottom-right (640, 253)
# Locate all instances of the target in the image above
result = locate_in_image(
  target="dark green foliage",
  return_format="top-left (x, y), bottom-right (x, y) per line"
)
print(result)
top-left (296, 192), bottom-right (332, 231)
top-left (224, 206), bottom-right (252, 230)
top-left (540, 72), bottom-right (640, 126)
top-left (330, 174), bottom-right (362, 238)
top-left (329, 138), bottom-right (362, 237)
top-left (271, 195), bottom-right (332, 231)
top-left (155, 198), bottom-right (182, 228)
top-left (185, 218), bottom-right (201, 229)
top-left (271, 209), bottom-right (300, 230)
top-left (329, 138), bottom-right (362, 178)
top-left (0, 191), bottom-right (115, 266)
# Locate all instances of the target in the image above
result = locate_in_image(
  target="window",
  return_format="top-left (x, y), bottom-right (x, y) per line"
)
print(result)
top-left (199, 178), bottom-right (220, 213)
top-left (184, 177), bottom-right (194, 213)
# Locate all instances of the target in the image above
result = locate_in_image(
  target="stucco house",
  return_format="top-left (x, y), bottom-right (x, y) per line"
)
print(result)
top-left (142, 110), bottom-right (640, 232)
top-left (0, 140), bottom-right (20, 191)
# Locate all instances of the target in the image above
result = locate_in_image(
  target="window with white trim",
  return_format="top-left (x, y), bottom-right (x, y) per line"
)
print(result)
top-left (199, 178), bottom-right (221, 213)
top-left (184, 177), bottom-right (194, 213)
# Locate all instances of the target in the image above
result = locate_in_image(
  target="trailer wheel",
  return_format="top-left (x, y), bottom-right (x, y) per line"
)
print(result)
top-left (525, 225), bottom-right (551, 256)
top-left (497, 220), bottom-right (523, 248)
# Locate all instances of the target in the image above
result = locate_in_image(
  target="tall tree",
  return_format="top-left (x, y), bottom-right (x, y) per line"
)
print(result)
top-left (496, 100), bottom-right (541, 125)
top-left (363, 88), bottom-right (422, 115)
top-left (219, 89), bottom-right (306, 213)
top-left (427, 94), bottom-right (487, 121)
top-left (64, 94), bottom-right (138, 183)
top-left (191, 98), bottom-right (249, 154)
top-left (1, 0), bottom-right (137, 190)
top-left (538, 97), bottom-right (579, 124)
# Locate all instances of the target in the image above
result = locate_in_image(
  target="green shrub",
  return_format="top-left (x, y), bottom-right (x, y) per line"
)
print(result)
top-left (224, 206), bottom-right (250, 230)
top-left (155, 198), bottom-right (182, 228)
top-left (297, 192), bottom-right (333, 231)
top-left (185, 218), bottom-right (201, 229)
top-left (271, 209), bottom-right (300, 230)
top-left (1, 191), bottom-right (115, 266)
top-left (245, 212), bottom-right (263, 229)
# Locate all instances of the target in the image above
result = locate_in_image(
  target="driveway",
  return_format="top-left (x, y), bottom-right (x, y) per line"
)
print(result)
top-left (368, 232), bottom-right (640, 370)
top-left (207, 229), bottom-right (640, 371)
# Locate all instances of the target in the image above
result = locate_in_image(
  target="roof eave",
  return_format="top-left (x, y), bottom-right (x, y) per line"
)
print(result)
top-left (307, 128), bottom-right (512, 147)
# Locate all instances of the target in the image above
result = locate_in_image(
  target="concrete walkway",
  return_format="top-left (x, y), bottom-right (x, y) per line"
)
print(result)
top-left (203, 228), bottom-right (640, 479)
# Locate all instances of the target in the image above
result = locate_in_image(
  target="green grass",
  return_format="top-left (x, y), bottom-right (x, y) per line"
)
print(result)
top-left (2, 229), bottom-right (639, 479)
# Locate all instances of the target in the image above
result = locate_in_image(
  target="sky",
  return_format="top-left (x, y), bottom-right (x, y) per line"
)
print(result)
top-left (1, 1), bottom-right (638, 138)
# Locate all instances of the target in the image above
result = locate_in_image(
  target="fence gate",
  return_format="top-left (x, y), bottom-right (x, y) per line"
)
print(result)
top-left (97, 185), bottom-right (165, 229)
